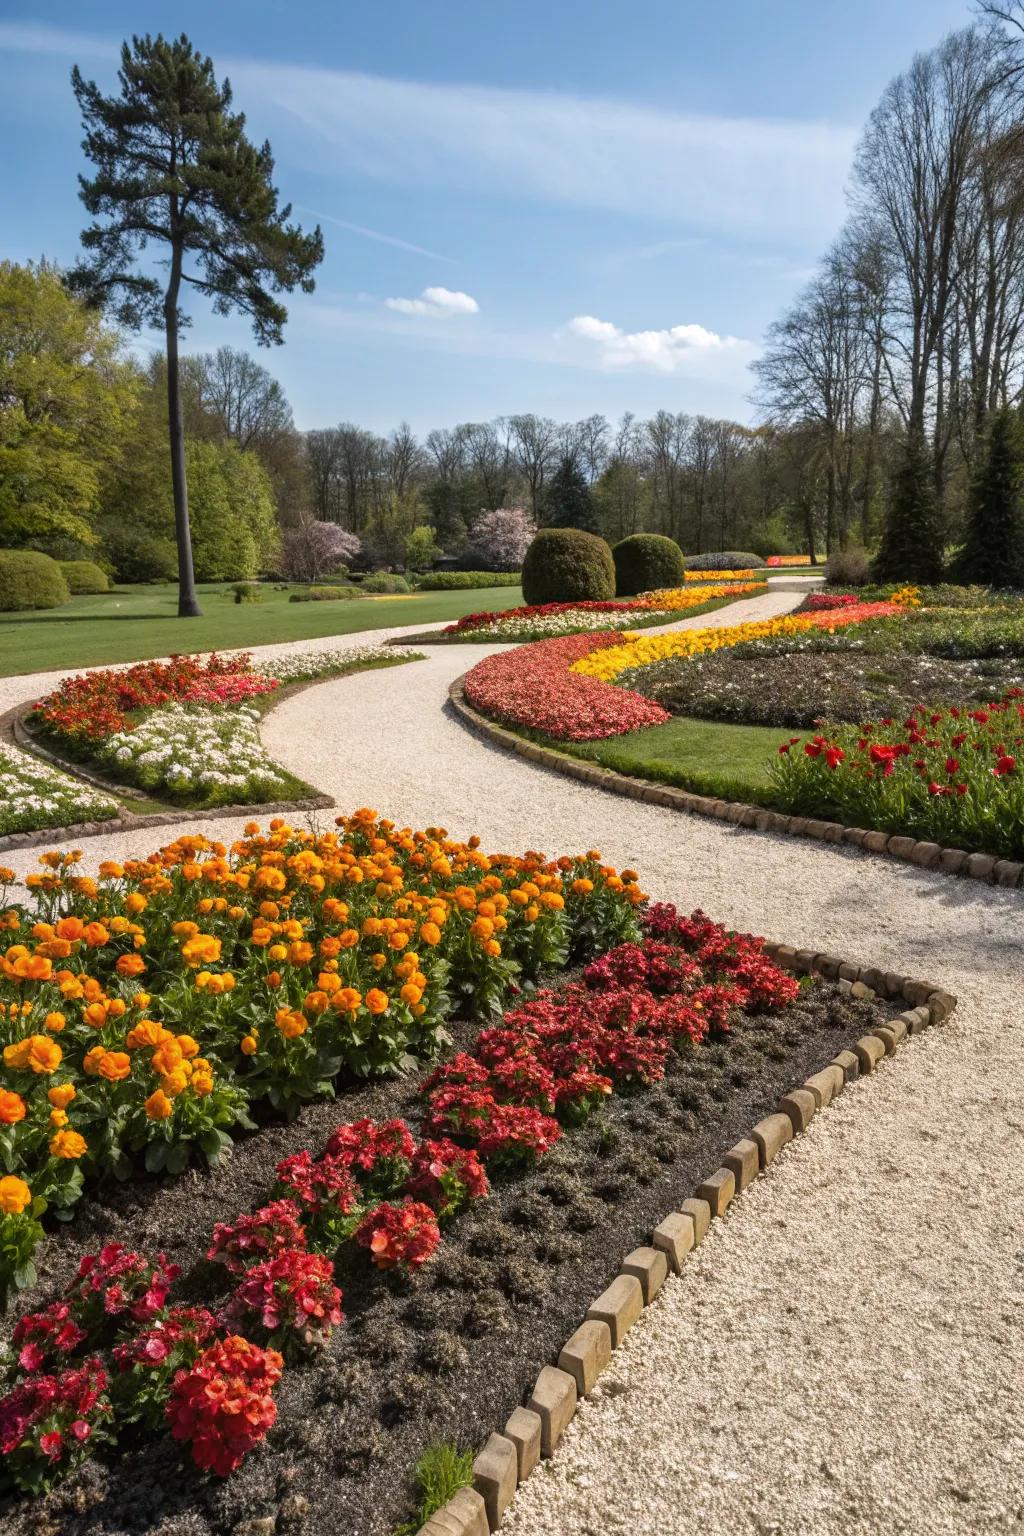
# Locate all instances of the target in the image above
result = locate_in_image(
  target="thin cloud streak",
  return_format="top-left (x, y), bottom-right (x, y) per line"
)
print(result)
top-left (295, 205), bottom-right (455, 263)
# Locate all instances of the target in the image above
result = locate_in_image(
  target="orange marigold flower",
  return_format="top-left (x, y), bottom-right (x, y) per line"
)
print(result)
top-left (49, 1129), bottom-right (87, 1159)
top-left (365, 988), bottom-right (389, 1015)
top-left (484, 939), bottom-right (502, 957)
top-left (83, 922), bottom-right (109, 948)
top-left (126, 1019), bottom-right (171, 1049)
top-left (144, 1089), bottom-right (174, 1120)
top-left (0, 1175), bottom-right (31, 1214)
top-left (116, 953), bottom-right (147, 977)
top-left (274, 1009), bottom-right (307, 1039)
top-left (44, 1011), bottom-right (66, 1033)
top-left (399, 983), bottom-right (422, 1005)
top-left (419, 922), bottom-right (441, 945)
top-left (5, 1035), bottom-right (62, 1074)
top-left (240, 1034), bottom-right (259, 1056)
top-left (48, 1083), bottom-right (76, 1109)
top-left (49, 1107), bottom-right (68, 1128)
top-left (0, 1089), bottom-right (26, 1125)
top-left (84, 1002), bottom-right (109, 1028)
top-left (98, 1051), bottom-right (131, 1082)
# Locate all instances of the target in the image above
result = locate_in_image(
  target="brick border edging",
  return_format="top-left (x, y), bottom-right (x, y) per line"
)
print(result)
top-left (447, 675), bottom-right (1024, 891)
top-left (415, 950), bottom-right (958, 1535)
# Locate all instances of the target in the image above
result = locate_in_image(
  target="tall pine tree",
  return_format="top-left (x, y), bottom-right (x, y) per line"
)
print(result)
top-left (543, 454), bottom-right (598, 531)
top-left (954, 407), bottom-right (1024, 588)
top-left (68, 35), bottom-right (323, 616)
top-left (872, 430), bottom-right (945, 583)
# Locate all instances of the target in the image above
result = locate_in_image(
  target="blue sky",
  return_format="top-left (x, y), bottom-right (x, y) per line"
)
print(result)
top-left (0, 1), bottom-right (975, 435)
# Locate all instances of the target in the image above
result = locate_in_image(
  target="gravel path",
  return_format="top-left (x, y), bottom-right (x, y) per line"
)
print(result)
top-left (2, 584), bottom-right (1021, 1534)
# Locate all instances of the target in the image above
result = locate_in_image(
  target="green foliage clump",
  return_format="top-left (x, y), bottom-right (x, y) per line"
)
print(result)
top-left (59, 559), bottom-right (110, 594)
top-left (362, 572), bottom-right (411, 594)
top-left (395, 1443), bottom-right (475, 1536)
top-left (613, 533), bottom-right (685, 595)
top-left (953, 407), bottom-right (1024, 590)
top-left (873, 431), bottom-right (945, 583)
top-left (682, 551), bottom-right (767, 570)
top-left (288, 585), bottom-right (363, 603)
top-left (231, 581), bottom-right (262, 604)
top-left (415, 571), bottom-right (521, 590)
top-left (110, 528), bottom-right (178, 584)
top-left (0, 550), bottom-right (71, 612)
top-left (521, 527), bottom-right (616, 604)
top-left (543, 454), bottom-right (598, 531)
top-left (405, 524), bottom-right (442, 571)
top-left (824, 547), bottom-right (871, 586)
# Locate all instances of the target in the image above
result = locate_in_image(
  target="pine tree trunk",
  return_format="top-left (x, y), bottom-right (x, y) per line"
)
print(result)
top-left (165, 243), bottom-right (202, 618)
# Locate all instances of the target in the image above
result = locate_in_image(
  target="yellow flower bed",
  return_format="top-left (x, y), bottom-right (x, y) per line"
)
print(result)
top-left (681, 569), bottom-right (758, 582)
top-left (634, 580), bottom-right (764, 609)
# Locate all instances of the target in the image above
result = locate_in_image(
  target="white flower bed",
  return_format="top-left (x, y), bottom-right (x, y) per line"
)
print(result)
top-left (458, 610), bottom-right (646, 641)
top-left (94, 704), bottom-right (291, 806)
top-left (248, 643), bottom-right (398, 683)
top-left (0, 747), bottom-right (117, 837)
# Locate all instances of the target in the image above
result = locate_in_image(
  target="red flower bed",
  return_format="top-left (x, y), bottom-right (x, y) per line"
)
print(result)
top-left (0, 911), bottom-right (801, 1494)
top-left (803, 592), bottom-right (859, 611)
top-left (33, 655), bottom-right (277, 742)
top-left (463, 631), bottom-right (670, 740)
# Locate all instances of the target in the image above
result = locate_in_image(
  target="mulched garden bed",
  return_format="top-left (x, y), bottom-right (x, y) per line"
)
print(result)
top-left (627, 649), bottom-right (1024, 729)
top-left (3, 977), bottom-right (895, 1536)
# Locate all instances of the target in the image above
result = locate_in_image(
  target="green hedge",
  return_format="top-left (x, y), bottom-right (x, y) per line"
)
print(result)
top-left (362, 572), bottom-right (411, 594)
top-left (682, 551), bottom-right (766, 570)
top-left (288, 585), bottom-right (365, 603)
top-left (521, 528), bottom-right (615, 605)
top-left (613, 534), bottom-right (685, 596)
top-left (415, 571), bottom-right (521, 590)
top-left (0, 550), bottom-right (71, 612)
top-left (59, 559), bottom-right (110, 595)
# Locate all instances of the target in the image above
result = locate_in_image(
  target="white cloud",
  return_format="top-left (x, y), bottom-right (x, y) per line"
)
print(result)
top-left (564, 314), bottom-right (753, 373)
top-left (385, 286), bottom-right (479, 317)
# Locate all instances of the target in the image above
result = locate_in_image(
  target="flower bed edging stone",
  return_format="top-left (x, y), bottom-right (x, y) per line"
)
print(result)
top-left (447, 674), bottom-right (1024, 890)
top-left (416, 946), bottom-right (958, 1535)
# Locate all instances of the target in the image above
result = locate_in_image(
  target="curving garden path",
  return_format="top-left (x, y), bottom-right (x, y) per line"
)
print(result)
top-left (2, 587), bottom-right (1022, 1534)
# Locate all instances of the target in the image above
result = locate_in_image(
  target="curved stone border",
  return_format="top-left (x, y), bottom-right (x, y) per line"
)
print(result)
top-left (415, 948), bottom-right (958, 1534)
top-left (0, 699), bottom-right (334, 854)
top-left (448, 675), bottom-right (1024, 891)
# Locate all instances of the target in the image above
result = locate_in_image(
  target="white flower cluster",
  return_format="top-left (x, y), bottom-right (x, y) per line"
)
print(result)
top-left (247, 644), bottom-right (393, 683)
top-left (463, 610), bottom-right (646, 642)
top-left (0, 746), bottom-right (117, 836)
top-left (95, 704), bottom-right (290, 806)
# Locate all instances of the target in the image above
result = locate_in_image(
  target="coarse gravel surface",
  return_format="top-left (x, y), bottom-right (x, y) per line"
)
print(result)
top-left (2, 582), bottom-right (1021, 1536)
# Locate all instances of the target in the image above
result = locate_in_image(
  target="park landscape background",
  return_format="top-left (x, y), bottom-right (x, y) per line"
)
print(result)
top-left (1, 6), bottom-right (1024, 1536)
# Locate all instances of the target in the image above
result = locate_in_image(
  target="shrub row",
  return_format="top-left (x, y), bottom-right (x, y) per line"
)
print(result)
top-left (415, 572), bottom-right (522, 590)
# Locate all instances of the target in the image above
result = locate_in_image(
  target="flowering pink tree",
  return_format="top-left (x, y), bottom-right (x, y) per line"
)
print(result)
top-left (280, 520), bottom-right (361, 582)
top-left (468, 507), bottom-right (535, 571)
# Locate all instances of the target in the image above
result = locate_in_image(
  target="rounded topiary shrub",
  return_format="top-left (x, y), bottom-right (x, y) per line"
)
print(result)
top-left (521, 528), bottom-right (615, 605)
top-left (0, 550), bottom-right (71, 612)
top-left (59, 559), bottom-right (110, 595)
top-left (362, 572), bottom-right (411, 594)
top-left (613, 533), bottom-right (685, 596)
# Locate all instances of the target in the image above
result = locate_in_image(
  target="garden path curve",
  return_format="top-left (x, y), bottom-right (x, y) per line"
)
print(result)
top-left (1, 586), bottom-right (1021, 1534)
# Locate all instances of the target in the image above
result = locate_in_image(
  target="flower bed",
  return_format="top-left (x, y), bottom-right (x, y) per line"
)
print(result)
top-left (0, 815), bottom-right (641, 1296)
top-left (0, 897), bottom-right (893, 1534)
top-left (20, 647), bottom-right (420, 821)
top-left (570, 602), bottom-right (904, 684)
top-left (432, 582), bottom-right (766, 643)
top-left (771, 694), bottom-right (1024, 860)
top-left (0, 751), bottom-right (118, 839)
top-left (765, 555), bottom-right (812, 567)
top-left (463, 632), bottom-right (671, 740)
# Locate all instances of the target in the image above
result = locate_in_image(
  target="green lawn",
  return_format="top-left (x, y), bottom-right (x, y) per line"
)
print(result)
top-left (547, 715), bottom-right (785, 805)
top-left (0, 582), bottom-right (523, 677)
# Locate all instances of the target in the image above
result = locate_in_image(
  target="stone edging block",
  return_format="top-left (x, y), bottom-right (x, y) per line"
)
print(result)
top-left (415, 948), bottom-right (959, 1534)
top-left (447, 674), bottom-right (1023, 892)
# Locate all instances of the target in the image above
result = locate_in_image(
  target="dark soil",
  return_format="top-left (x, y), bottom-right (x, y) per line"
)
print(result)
top-left (4, 982), bottom-right (895, 1536)
top-left (630, 648), bottom-right (1024, 729)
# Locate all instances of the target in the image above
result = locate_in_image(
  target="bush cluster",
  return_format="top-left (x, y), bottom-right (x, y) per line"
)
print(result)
top-left (288, 585), bottom-right (363, 603)
top-left (612, 534), bottom-right (685, 596)
top-left (362, 572), bottom-right (412, 594)
top-left (58, 560), bottom-right (109, 595)
top-left (0, 550), bottom-right (70, 612)
top-left (824, 547), bottom-right (872, 586)
top-left (521, 529), bottom-right (615, 605)
top-left (415, 571), bottom-right (521, 590)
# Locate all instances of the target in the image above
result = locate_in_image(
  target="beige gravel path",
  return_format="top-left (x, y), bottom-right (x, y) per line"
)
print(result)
top-left (2, 583), bottom-right (1020, 1534)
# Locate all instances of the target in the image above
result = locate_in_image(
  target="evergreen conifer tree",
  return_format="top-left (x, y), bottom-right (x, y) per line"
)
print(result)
top-left (872, 430), bottom-right (945, 583)
top-left (954, 407), bottom-right (1024, 588)
top-left (543, 454), bottom-right (598, 531)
